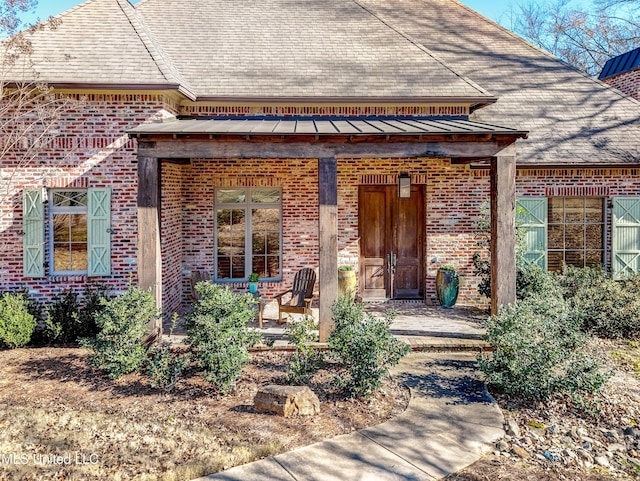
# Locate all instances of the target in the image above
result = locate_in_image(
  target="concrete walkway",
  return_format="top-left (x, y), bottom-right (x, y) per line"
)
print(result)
top-left (195, 352), bottom-right (504, 481)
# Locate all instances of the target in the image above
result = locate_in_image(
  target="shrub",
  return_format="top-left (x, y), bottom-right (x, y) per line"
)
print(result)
top-left (184, 283), bottom-right (262, 394)
top-left (147, 314), bottom-right (188, 391)
top-left (147, 344), bottom-right (189, 391)
top-left (328, 297), bottom-right (410, 398)
top-left (0, 292), bottom-right (37, 348)
top-left (285, 315), bottom-right (324, 384)
top-left (478, 295), bottom-right (609, 401)
top-left (560, 266), bottom-right (640, 339)
top-left (516, 258), bottom-right (560, 300)
top-left (81, 286), bottom-right (157, 379)
top-left (45, 285), bottom-right (109, 344)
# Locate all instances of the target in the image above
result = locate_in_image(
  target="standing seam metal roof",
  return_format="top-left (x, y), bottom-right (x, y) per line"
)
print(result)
top-left (599, 47), bottom-right (640, 80)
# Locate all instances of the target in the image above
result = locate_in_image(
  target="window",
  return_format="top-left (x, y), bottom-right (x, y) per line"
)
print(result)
top-left (50, 190), bottom-right (89, 274)
top-left (547, 198), bottom-right (604, 272)
top-left (517, 197), bottom-right (605, 273)
top-left (214, 188), bottom-right (282, 281)
top-left (22, 188), bottom-right (111, 277)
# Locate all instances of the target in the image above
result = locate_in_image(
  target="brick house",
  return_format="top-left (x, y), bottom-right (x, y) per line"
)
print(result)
top-left (2, 0), bottom-right (639, 340)
top-left (599, 47), bottom-right (640, 101)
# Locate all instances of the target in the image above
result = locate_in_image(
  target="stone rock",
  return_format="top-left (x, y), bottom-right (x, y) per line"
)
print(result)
top-left (496, 440), bottom-right (509, 451)
top-left (254, 385), bottom-right (320, 417)
top-left (512, 446), bottom-right (530, 459)
top-left (608, 443), bottom-right (627, 452)
top-left (624, 427), bottom-right (640, 438)
top-left (562, 449), bottom-right (576, 459)
top-left (595, 456), bottom-right (611, 468)
top-left (576, 449), bottom-right (594, 464)
top-left (506, 419), bottom-right (521, 437)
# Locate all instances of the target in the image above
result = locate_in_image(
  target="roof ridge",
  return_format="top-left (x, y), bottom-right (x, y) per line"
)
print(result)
top-left (450, 0), bottom-right (640, 107)
top-left (115, 0), bottom-right (196, 99)
top-left (349, 0), bottom-right (495, 101)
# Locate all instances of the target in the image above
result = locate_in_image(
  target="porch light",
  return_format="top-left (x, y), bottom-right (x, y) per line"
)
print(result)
top-left (398, 172), bottom-right (411, 198)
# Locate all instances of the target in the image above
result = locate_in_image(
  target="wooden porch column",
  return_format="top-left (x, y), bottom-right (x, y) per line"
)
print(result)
top-left (137, 156), bottom-right (163, 340)
top-left (318, 157), bottom-right (338, 342)
top-left (490, 150), bottom-right (517, 314)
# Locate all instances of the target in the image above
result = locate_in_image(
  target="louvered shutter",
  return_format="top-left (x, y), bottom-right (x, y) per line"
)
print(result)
top-left (88, 188), bottom-right (111, 276)
top-left (23, 189), bottom-right (45, 277)
top-left (612, 197), bottom-right (640, 279)
top-left (516, 197), bottom-right (548, 269)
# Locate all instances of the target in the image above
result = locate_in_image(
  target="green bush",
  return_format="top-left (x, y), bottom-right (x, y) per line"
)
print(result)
top-left (146, 314), bottom-right (188, 391)
top-left (184, 283), bottom-right (262, 394)
top-left (147, 344), bottom-right (189, 391)
top-left (560, 266), bottom-right (640, 339)
top-left (81, 286), bottom-right (157, 379)
top-left (516, 258), bottom-right (560, 300)
top-left (0, 292), bottom-right (37, 349)
top-left (478, 294), bottom-right (609, 401)
top-left (285, 315), bottom-right (324, 384)
top-left (45, 285), bottom-right (110, 344)
top-left (328, 297), bottom-right (410, 398)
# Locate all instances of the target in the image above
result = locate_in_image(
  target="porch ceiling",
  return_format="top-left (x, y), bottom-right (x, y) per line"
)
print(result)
top-left (129, 117), bottom-right (528, 138)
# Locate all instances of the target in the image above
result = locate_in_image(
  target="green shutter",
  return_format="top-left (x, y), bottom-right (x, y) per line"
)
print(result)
top-left (516, 197), bottom-right (548, 269)
top-left (23, 189), bottom-right (45, 277)
top-left (612, 197), bottom-right (640, 279)
top-left (88, 188), bottom-right (111, 276)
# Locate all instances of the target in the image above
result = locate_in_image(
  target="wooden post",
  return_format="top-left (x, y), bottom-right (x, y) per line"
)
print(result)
top-left (490, 151), bottom-right (517, 314)
top-left (318, 157), bottom-right (338, 342)
top-left (137, 156), bottom-right (163, 341)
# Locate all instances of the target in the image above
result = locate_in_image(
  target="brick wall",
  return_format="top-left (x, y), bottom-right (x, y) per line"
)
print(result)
top-left (602, 69), bottom-right (640, 101)
top-left (0, 93), bottom-right (174, 304)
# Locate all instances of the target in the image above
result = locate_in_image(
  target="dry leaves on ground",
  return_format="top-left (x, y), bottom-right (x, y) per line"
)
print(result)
top-left (0, 347), bottom-right (409, 481)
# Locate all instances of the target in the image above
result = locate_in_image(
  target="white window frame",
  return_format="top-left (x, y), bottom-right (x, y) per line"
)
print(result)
top-left (213, 187), bottom-right (283, 282)
top-left (48, 189), bottom-right (89, 276)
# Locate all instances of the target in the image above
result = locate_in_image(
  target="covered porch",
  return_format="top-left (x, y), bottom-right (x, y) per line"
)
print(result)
top-left (130, 117), bottom-right (526, 341)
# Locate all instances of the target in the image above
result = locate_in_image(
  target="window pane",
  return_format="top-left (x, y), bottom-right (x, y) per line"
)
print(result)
top-left (70, 215), bottom-right (87, 242)
top-left (267, 256), bottom-right (281, 278)
top-left (252, 256), bottom-right (266, 277)
top-left (585, 198), bottom-right (603, 223)
top-left (586, 250), bottom-right (603, 267)
top-left (548, 251), bottom-right (563, 273)
top-left (548, 198), bottom-right (564, 223)
top-left (252, 189), bottom-right (281, 203)
top-left (70, 243), bottom-right (88, 270)
top-left (53, 245), bottom-right (71, 271)
top-left (548, 224), bottom-right (563, 249)
top-left (267, 232), bottom-right (280, 255)
top-left (564, 224), bottom-right (584, 249)
top-left (53, 214), bottom-right (70, 242)
top-left (564, 198), bottom-right (584, 223)
top-left (53, 190), bottom-right (87, 207)
top-left (586, 224), bottom-right (603, 250)
top-left (252, 233), bottom-right (266, 255)
top-left (218, 257), bottom-right (231, 278)
top-left (217, 189), bottom-right (245, 204)
top-left (231, 257), bottom-right (245, 278)
top-left (565, 250), bottom-right (584, 267)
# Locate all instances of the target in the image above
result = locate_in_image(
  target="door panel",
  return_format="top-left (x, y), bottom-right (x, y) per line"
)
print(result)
top-left (359, 187), bottom-right (390, 298)
top-left (394, 186), bottom-right (424, 298)
top-left (359, 185), bottom-right (424, 299)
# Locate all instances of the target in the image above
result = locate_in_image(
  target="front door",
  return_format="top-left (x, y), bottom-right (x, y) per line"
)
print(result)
top-left (359, 185), bottom-right (424, 299)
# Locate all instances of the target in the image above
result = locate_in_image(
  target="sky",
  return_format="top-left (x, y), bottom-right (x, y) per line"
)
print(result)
top-left (18, 0), bottom-right (527, 26)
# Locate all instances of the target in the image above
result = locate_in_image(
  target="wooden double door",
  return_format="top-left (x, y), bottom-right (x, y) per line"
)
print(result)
top-left (359, 185), bottom-right (424, 299)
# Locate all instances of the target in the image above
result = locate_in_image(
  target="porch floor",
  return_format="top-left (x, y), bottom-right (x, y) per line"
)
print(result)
top-left (164, 300), bottom-right (490, 351)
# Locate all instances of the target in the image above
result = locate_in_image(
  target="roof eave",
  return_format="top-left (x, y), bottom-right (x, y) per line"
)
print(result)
top-left (192, 95), bottom-right (499, 105)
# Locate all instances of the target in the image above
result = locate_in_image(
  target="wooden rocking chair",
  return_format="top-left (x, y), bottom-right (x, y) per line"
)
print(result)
top-left (189, 269), bottom-right (210, 302)
top-left (274, 268), bottom-right (316, 324)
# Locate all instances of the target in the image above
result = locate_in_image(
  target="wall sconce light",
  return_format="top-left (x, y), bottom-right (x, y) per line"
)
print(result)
top-left (398, 172), bottom-right (411, 198)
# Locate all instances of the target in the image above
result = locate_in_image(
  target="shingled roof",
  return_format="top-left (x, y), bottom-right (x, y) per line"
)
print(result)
top-left (5, 0), bottom-right (640, 165)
